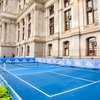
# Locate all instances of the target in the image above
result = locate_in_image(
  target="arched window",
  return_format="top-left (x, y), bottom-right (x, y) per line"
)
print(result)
top-left (63, 41), bottom-right (69, 56)
top-left (87, 37), bottom-right (97, 56)
top-left (48, 44), bottom-right (52, 56)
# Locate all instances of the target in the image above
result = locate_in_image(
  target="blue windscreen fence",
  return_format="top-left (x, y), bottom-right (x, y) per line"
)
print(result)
top-left (35, 58), bottom-right (100, 69)
top-left (0, 57), bottom-right (35, 63)
top-left (0, 57), bottom-right (100, 69)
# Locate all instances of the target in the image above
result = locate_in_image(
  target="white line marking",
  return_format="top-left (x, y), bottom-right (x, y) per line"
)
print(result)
top-left (17, 71), bottom-right (50, 76)
top-left (63, 67), bottom-right (100, 74)
top-left (50, 80), bottom-right (100, 97)
top-left (5, 70), bottom-right (51, 97)
top-left (50, 71), bottom-right (94, 82)
top-left (0, 75), bottom-right (22, 100)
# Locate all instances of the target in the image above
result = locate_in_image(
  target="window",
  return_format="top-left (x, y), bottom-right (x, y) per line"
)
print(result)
top-left (18, 23), bottom-right (20, 28)
top-left (64, 0), bottom-right (71, 7)
top-left (65, 9), bottom-right (71, 31)
top-left (87, 37), bottom-right (97, 56)
top-left (63, 41), bottom-right (69, 56)
top-left (18, 23), bottom-right (20, 42)
top-left (28, 23), bottom-right (31, 38)
top-left (28, 14), bottom-right (31, 38)
top-left (22, 27), bottom-right (25, 40)
top-left (28, 13), bottom-right (31, 22)
top-left (18, 0), bottom-right (21, 11)
top-left (18, 30), bottom-right (20, 42)
top-left (19, 5), bottom-right (21, 10)
top-left (86, 0), bottom-right (98, 25)
top-left (27, 46), bottom-right (30, 56)
top-left (22, 19), bottom-right (25, 26)
top-left (48, 44), bottom-right (52, 56)
top-left (17, 48), bottom-right (18, 56)
top-left (21, 47), bottom-right (23, 56)
top-left (49, 17), bottom-right (54, 35)
top-left (22, 19), bottom-right (25, 40)
top-left (5, 23), bottom-right (7, 34)
top-left (49, 5), bottom-right (54, 15)
top-left (24, 0), bottom-right (26, 4)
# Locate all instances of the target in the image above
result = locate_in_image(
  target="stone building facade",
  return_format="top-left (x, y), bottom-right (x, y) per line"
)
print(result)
top-left (0, 0), bottom-right (100, 59)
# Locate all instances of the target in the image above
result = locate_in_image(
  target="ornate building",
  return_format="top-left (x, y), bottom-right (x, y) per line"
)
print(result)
top-left (0, 0), bottom-right (100, 59)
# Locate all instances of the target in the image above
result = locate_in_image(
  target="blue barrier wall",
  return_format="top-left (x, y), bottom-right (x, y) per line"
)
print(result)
top-left (35, 58), bottom-right (100, 69)
top-left (0, 57), bottom-right (100, 69)
top-left (0, 57), bottom-right (35, 63)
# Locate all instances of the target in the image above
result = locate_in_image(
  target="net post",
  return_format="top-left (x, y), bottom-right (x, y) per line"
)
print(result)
top-left (3, 63), bottom-right (7, 72)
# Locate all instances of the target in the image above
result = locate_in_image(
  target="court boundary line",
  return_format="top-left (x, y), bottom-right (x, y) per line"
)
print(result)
top-left (11, 67), bottom-right (68, 76)
top-left (17, 71), bottom-right (51, 76)
top-left (49, 71), bottom-right (94, 82)
top-left (49, 80), bottom-right (100, 97)
top-left (17, 71), bottom-right (94, 83)
top-left (4, 70), bottom-right (51, 97)
top-left (63, 67), bottom-right (100, 74)
top-left (0, 75), bottom-right (22, 100)
top-left (0, 66), bottom-right (51, 97)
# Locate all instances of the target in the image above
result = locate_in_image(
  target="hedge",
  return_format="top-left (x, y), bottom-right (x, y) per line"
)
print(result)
top-left (0, 86), bottom-right (11, 100)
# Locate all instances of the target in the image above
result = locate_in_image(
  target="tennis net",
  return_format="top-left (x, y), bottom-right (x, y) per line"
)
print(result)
top-left (4, 62), bottom-right (60, 70)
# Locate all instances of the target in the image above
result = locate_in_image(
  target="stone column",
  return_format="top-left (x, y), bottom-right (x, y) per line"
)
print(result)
top-left (26, 0), bottom-right (30, 4)
top-left (3, 0), bottom-right (6, 11)
top-left (31, 10), bottom-right (34, 37)
top-left (1, 22), bottom-right (5, 42)
top-left (34, 8), bottom-right (37, 36)
top-left (97, 0), bottom-right (100, 24)
top-left (6, 23), bottom-right (10, 43)
top-left (71, 0), bottom-right (79, 30)
top-left (45, 8), bottom-right (49, 37)
top-left (0, 25), bottom-right (2, 42)
top-left (24, 16), bottom-right (27, 40)
top-left (21, 0), bottom-right (24, 10)
top-left (20, 20), bottom-right (23, 41)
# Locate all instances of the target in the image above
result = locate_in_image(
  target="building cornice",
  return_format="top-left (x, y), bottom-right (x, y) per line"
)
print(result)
top-left (0, 12), bottom-right (17, 20)
top-left (17, 0), bottom-right (44, 20)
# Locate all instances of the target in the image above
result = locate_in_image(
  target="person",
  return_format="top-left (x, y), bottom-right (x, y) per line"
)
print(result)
top-left (3, 55), bottom-right (6, 58)
top-left (12, 54), bottom-right (15, 58)
top-left (3, 55), bottom-right (6, 71)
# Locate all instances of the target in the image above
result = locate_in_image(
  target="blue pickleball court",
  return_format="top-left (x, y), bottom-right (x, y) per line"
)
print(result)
top-left (0, 62), bottom-right (100, 100)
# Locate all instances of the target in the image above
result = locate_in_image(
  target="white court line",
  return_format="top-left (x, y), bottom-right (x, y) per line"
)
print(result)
top-left (0, 75), bottom-right (22, 100)
top-left (16, 68), bottom-right (81, 76)
top-left (50, 71), bottom-right (94, 82)
top-left (63, 67), bottom-right (100, 74)
top-left (17, 71), bottom-right (51, 76)
top-left (50, 80), bottom-right (100, 97)
top-left (4, 69), bottom-right (51, 98)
